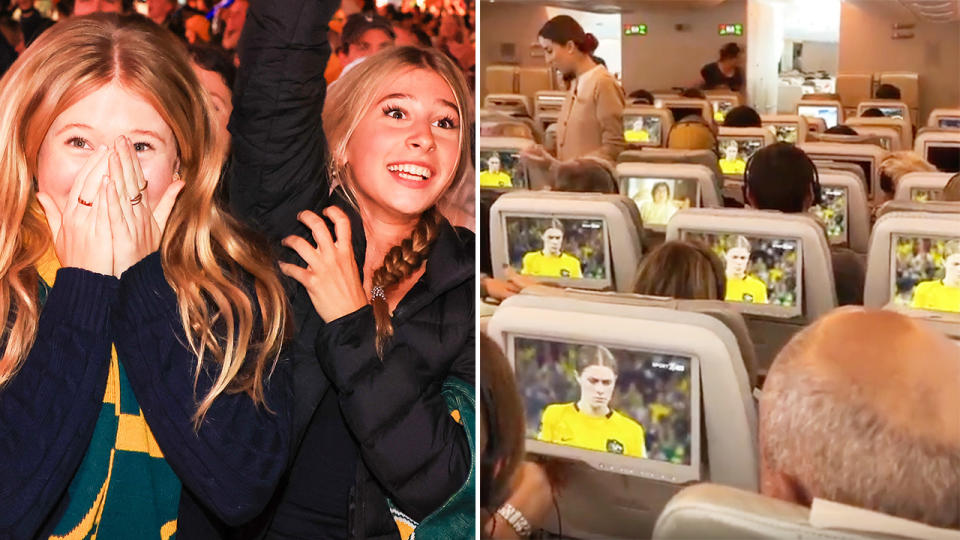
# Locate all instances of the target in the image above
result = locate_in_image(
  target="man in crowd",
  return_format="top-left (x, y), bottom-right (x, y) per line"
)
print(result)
top-left (759, 308), bottom-right (960, 529)
top-left (336, 12), bottom-right (395, 79)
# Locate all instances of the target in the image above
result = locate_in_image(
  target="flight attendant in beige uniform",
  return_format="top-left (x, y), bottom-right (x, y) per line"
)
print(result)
top-left (522, 15), bottom-right (625, 176)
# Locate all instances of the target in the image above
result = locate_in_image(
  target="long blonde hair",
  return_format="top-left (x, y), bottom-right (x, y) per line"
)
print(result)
top-left (323, 47), bottom-right (472, 357)
top-left (0, 14), bottom-right (289, 424)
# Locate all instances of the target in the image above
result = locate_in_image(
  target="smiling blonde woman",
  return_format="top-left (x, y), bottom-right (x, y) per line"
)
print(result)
top-left (227, 0), bottom-right (475, 537)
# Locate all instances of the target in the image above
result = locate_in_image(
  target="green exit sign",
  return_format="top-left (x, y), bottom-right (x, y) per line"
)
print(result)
top-left (719, 23), bottom-right (743, 36)
top-left (624, 24), bottom-right (647, 36)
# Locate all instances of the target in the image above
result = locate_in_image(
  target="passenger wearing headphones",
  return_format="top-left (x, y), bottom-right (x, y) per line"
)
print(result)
top-left (744, 143), bottom-right (865, 305)
top-left (722, 105), bottom-right (762, 128)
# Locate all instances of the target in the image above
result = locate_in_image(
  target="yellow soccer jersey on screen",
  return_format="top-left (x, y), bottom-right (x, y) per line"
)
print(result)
top-left (719, 158), bottom-right (746, 175)
top-left (520, 251), bottom-right (583, 278)
top-left (479, 170), bottom-right (513, 188)
top-left (538, 403), bottom-right (646, 458)
top-left (726, 275), bottom-right (768, 304)
top-left (911, 280), bottom-right (960, 313)
top-left (624, 129), bottom-right (650, 143)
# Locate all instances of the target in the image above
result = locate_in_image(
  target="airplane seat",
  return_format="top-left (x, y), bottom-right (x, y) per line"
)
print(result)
top-left (817, 169), bottom-right (871, 254)
top-left (836, 73), bottom-right (873, 120)
top-left (777, 84), bottom-right (804, 114)
top-left (518, 66), bottom-right (553, 105)
top-left (485, 64), bottom-right (518, 97)
top-left (877, 72), bottom-right (919, 121)
top-left (875, 199), bottom-right (960, 219)
top-left (518, 286), bottom-right (760, 389)
top-left (801, 142), bottom-right (889, 201)
top-left (666, 208), bottom-right (837, 372)
top-left (894, 171), bottom-right (956, 202)
top-left (866, 208), bottom-right (960, 340)
top-left (487, 290), bottom-right (758, 539)
top-left (846, 117), bottom-right (912, 151)
top-left (865, 208), bottom-right (960, 296)
top-left (808, 132), bottom-right (888, 150)
top-left (927, 108), bottom-right (960, 129)
top-left (489, 191), bottom-right (644, 293)
top-left (483, 93), bottom-right (534, 118)
top-left (544, 122), bottom-right (558, 155)
top-left (479, 121), bottom-right (536, 141)
top-left (914, 129), bottom-right (960, 173)
top-left (534, 90), bottom-right (566, 133)
top-left (653, 483), bottom-right (924, 540)
top-left (845, 125), bottom-right (902, 152)
top-left (617, 148), bottom-right (724, 200)
top-left (856, 100), bottom-right (912, 128)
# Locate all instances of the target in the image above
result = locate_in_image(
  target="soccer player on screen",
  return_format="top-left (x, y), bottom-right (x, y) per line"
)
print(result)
top-left (719, 141), bottom-right (746, 175)
top-left (538, 347), bottom-right (647, 458)
top-left (724, 235), bottom-right (768, 304)
top-left (624, 118), bottom-right (650, 143)
top-left (479, 154), bottom-right (513, 188)
top-left (910, 241), bottom-right (960, 313)
top-left (520, 222), bottom-right (583, 278)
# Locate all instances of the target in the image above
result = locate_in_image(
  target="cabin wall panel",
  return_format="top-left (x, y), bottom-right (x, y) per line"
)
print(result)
top-left (838, 0), bottom-right (960, 122)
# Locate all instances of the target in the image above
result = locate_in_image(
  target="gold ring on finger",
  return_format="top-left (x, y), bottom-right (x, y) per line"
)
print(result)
top-left (137, 180), bottom-right (148, 192)
top-left (130, 193), bottom-right (143, 206)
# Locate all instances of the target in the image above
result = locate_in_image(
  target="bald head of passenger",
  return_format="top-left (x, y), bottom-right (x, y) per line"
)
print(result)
top-left (759, 308), bottom-right (960, 529)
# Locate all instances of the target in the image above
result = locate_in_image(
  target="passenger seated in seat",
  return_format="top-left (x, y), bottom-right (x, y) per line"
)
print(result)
top-left (632, 240), bottom-right (725, 300)
top-left (875, 83), bottom-right (901, 100)
top-left (877, 151), bottom-right (936, 207)
top-left (759, 309), bottom-right (960, 530)
top-left (745, 143), bottom-right (865, 305)
top-left (553, 157), bottom-right (618, 193)
top-left (722, 105), bottom-right (761, 128)
top-left (629, 89), bottom-right (655, 105)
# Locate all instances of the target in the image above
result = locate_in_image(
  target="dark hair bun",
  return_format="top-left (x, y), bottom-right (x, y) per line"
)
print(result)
top-left (583, 33), bottom-right (599, 53)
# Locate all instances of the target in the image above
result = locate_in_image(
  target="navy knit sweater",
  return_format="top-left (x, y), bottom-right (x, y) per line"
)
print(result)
top-left (0, 252), bottom-right (292, 539)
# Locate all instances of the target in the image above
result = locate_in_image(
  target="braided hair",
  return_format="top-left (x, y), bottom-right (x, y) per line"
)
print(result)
top-left (370, 206), bottom-right (445, 357)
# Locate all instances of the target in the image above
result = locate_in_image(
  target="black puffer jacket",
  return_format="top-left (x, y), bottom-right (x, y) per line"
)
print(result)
top-left (227, 0), bottom-right (474, 538)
